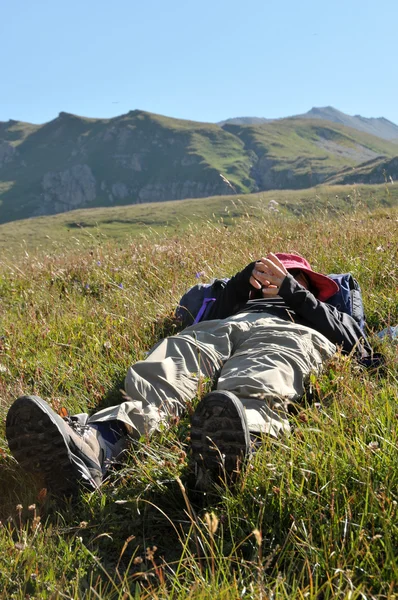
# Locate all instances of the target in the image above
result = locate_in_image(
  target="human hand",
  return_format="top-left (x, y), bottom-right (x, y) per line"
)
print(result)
top-left (250, 253), bottom-right (288, 297)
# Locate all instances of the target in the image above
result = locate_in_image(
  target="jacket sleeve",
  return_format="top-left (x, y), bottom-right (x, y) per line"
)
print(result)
top-left (205, 261), bottom-right (256, 320)
top-left (279, 274), bottom-right (372, 356)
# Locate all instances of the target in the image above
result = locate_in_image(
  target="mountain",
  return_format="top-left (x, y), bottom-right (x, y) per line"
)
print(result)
top-left (217, 117), bottom-right (270, 126)
top-left (325, 155), bottom-right (398, 185)
top-left (296, 107), bottom-right (398, 141)
top-left (221, 107), bottom-right (398, 141)
top-left (0, 110), bottom-right (255, 223)
top-left (0, 109), bottom-right (397, 224)
top-left (220, 118), bottom-right (397, 190)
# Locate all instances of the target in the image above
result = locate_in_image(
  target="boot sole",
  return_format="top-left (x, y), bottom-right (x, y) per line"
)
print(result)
top-left (6, 396), bottom-right (101, 496)
top-left (190, 391), bottom-right (250, 479)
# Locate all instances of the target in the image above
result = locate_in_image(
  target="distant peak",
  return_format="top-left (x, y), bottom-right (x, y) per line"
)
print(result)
top-left (307, 106), bottom-right (339, 115)
top-left (125, 109), bottom-right (147, 117)
top-left (57, 111), bottom-right (80, 120)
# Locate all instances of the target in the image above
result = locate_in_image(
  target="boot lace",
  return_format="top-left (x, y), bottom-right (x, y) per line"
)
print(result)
top-left (65, 416), bottom-right (92, 438)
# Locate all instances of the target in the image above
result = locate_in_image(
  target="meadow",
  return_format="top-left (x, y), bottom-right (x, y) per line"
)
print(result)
top-left (1, 182), bottom-right (398, 257)
top-left (0, 190), bottom-right (397, 598)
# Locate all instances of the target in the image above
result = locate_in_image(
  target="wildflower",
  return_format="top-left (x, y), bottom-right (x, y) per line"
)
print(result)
top-left (97, 261), bottom-right (101, 266)
top-left (368, 441), bottom-right (379, 451)
top-left (195, 271), bottom-right (205, 279)
top-left (15, 542), bottom-right (27, 551)
top-left (146, 546), bottom-right (157, 561)
top-left (118, 283), bottom-right (123, 289)
top-left (204, 512), bottom-right (219, 534)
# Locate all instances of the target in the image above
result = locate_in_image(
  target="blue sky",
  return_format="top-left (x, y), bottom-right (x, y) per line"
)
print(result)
top-left (1, 0), bottom-right (398, 125)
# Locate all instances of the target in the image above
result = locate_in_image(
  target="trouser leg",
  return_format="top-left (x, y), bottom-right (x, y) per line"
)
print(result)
top-left (88, 312), bottom-right (336, 439)
top-left (88, 318), bottom-right (236, 435)
top-left (216, 315), bottom-right (336, 437)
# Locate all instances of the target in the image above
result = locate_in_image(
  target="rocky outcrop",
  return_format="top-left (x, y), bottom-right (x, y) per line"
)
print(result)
top-left (39, 164), bottom-right (96, 215)
top-left (111, 182), bottom-right (129, 200)
top-left (314, 139), bottom-right (379, 163)
top-left (252, 156), bottom-right (324, 190)
top-left (113, 153), bottom-right (143, 170)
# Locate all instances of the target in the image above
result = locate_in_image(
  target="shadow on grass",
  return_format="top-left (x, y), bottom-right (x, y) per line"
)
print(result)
top-left (0, 426), bottom-right (303, 598)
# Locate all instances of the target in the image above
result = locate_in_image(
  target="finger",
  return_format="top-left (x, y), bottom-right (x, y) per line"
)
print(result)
top-left (249, 274), bottom-right (262, 289)
top-left (255, 265), bottom-right (285, 290)
top-left (261, 285), bottom-right (279, 297)
top-left (254, 259), bottom-right (269, 274)
top-left (251, 269), bottom-right (272, 287)
top-left (265, 253), bottom-right (288, 275)
top-left (258, 257), bottom-right (286, 278)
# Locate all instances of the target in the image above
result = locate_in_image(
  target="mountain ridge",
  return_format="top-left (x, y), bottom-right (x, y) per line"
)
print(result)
top-left (0, 108), bottom-right (397, 225)
top-left (220, 106), bottom-right (398, 141)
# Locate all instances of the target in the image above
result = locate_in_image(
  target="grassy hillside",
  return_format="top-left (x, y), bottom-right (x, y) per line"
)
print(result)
top-left (326, 156), bottom-right (398, 185)
top-left (222, 118), bottom-right (398, 189)
top-left (1, 182), bottom-right (397, 258)
top-left (0, 119), bottom-right (40, 145)
top-left (0, 197), bottom-right (397, 598)
top-left (0, 111), bottom-right (254, 224)
top-left (1, 110), bottom-right (397, 224)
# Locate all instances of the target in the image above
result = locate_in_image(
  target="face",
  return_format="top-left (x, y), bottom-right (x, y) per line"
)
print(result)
top-left (291, 270), bottom-right (310, 290)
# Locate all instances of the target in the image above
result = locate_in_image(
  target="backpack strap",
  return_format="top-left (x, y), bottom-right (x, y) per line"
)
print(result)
top-left (176, 278), bottom-right (229, 327)
top-left (194, 295), bottom-right (217, 324)
top-left (194, 278), bottom-right (229, 323)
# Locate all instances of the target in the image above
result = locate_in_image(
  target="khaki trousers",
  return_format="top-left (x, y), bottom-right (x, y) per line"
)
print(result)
top-left (88, 313), bottom-right (336, 438)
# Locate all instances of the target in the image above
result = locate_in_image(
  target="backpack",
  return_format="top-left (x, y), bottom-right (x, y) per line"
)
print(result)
top-left (326, 273), bottom-right (366, 334)
top-left (175, 278), bottom-right (229, 328)
top-left (176, 272), bottom-right (366, 332)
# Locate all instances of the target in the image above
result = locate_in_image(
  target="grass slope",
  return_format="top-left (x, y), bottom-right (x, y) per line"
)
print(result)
top-left (0, 182), bottom-right (397, 258)
top-left (0, 197), bottom-right (397, 598)
top-left (326, 156), bottom-right (398, 185)
top-left (222, 118), bottom-right (398, 189)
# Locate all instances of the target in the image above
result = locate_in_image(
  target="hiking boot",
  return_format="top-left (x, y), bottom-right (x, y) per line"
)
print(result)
top-left (6, 395), bottom-right (123, 496)
top-left (190, 391), bottom-right (251, 487)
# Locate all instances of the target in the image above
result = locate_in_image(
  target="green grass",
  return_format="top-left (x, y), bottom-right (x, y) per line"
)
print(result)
top-left (0, 119), bottom-right (40, 146)
top-left (1, 182), bottom-right (398, 258)
top-left (224, 118), bottom-right (398, 164)
top-left (223, 118), bottom-right (398, 189)
top-left (0, 198), bottom-right (397, 598)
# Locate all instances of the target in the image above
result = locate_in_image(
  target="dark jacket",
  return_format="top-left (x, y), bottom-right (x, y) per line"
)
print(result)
top-left (205, 262), bottom-right (372, 357)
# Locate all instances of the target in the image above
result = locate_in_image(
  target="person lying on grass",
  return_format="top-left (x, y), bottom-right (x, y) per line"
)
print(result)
top-left (6, 252), bottom-right (374, 496)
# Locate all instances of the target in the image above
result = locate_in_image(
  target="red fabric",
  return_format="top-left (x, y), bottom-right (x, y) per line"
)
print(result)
top-left (275, 253), bottom-right (339, 302)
